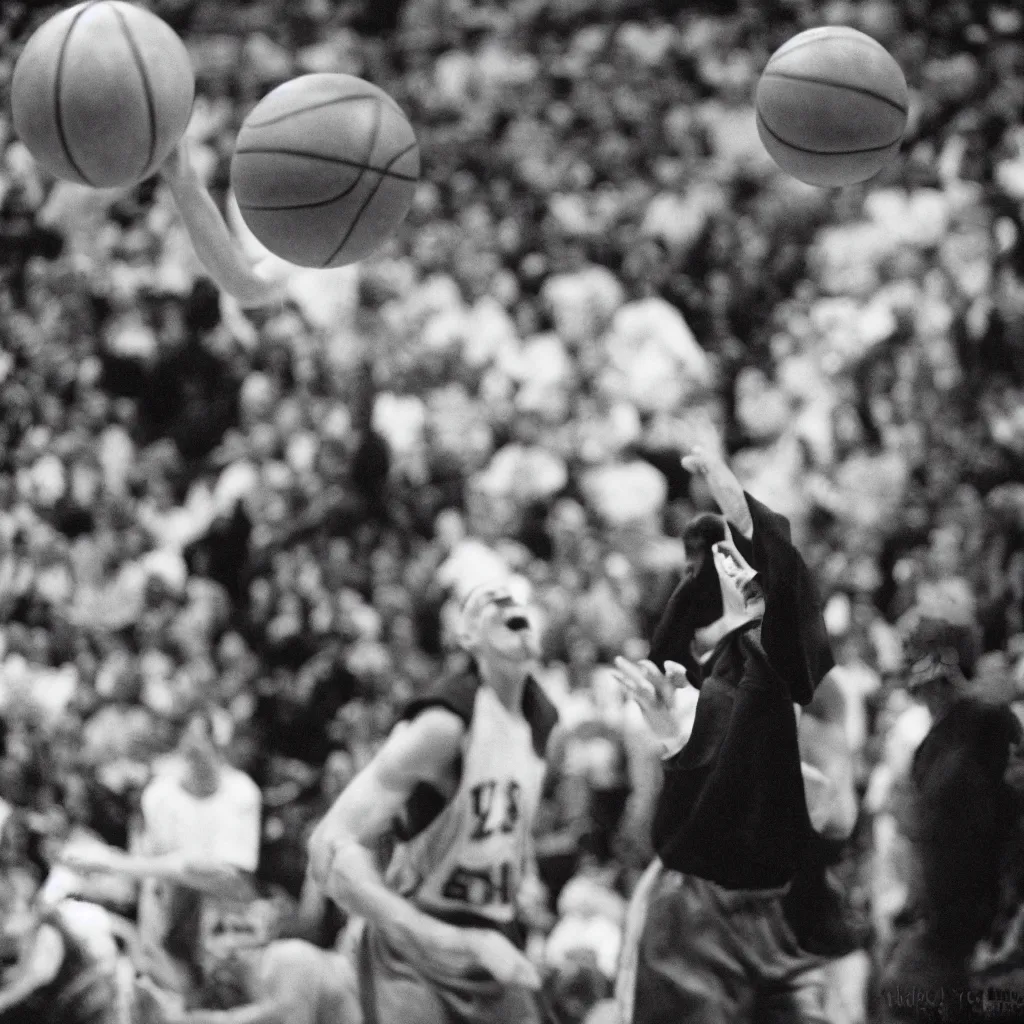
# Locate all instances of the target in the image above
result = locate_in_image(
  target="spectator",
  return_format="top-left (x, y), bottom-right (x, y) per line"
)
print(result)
top-left (878, 621), bottom-right (1022, 1021)
top-left (60, 707), bottom-right (262, 1007)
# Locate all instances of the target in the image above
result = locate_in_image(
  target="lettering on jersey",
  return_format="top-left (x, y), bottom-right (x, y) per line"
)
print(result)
top-left (469, 780), bottom-right (522, 841)
top-left (441, 861), bottom-right (515, 908)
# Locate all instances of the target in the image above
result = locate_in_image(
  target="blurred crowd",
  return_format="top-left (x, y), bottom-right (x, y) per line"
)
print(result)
top-left (2, 0), bottom-right (1024, 1020)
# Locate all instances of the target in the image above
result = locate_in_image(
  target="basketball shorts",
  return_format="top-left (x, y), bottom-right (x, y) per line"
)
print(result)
top-left (355, 919), bottom-right (545, 1024)
top-left (617, 861), bottom-right (829, 1024)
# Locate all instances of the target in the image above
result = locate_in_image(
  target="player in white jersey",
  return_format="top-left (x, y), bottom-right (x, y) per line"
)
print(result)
top-left (308, 579), bottom-right (559, 1024)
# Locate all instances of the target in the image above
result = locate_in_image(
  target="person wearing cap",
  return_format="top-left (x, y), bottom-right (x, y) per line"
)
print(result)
top-left (877, 619), bottom-right (1022, 1021)
top-left (611, 446), bottom-right (839, 1024)
top-left (307, 578), bottom-right (559, 1024)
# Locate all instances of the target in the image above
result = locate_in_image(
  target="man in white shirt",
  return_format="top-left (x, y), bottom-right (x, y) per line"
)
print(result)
top-left (62, 706), bottom-right (262, 1005)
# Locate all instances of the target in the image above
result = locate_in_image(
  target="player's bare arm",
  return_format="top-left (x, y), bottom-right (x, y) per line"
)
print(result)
top-left (59, 843), bottom-right (254, 901)
top-left (682, 445), bottom-right (754, 540)
top-left (309, 707), bottom-right (540, 988)
top-left (159, 139), bottom-right (287, 309)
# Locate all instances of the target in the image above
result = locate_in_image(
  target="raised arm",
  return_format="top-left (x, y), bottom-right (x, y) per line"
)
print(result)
top-left (682, 445), bottom-right (754, 540)
top-left (159, 139), bottom-right (287, 309)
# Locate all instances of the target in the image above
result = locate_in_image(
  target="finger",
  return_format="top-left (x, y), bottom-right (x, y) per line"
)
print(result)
top-left (638, 660), bottom-right (676, 704)
top-left (616, 671), bottom-right (657, 706)
top-left (636, 677), bottom-right (658, 704)
top-left (637, 659), bottom-right (665, 683)
top-left (715, 530), bottom-right (751, 570)
top-left (612, 670), bottom-right (638, 700)
top-left (614, 656), bottom-right (651, 688)
top-left (664, 660), bottom-right (691, 686)
top-left (612, 669), bottom-right (636, 695)
top-left (637, 658), bottom-right (669, 693)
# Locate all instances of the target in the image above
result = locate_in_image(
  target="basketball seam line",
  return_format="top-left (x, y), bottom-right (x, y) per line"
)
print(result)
top-left (769, 29), bottom-right (884, 64)
top-left (244, 93), bottom-right (383, 130)
top-left (233, 147), bottom-right (419, 182)
top-left (110, 2), bottom-right (157, 179)
top-left (235, 141), bottom-right (419, 211)
top-left (756, 107), bottom-right (903, 156)
top-left (761, 70), bottom-right (908, 115)
top-left (55, 0), bottom-right (102, 185)
top-left (323, 97), bottom-right (385, 267)
top-left (323, 158), bottom-right (389, 268)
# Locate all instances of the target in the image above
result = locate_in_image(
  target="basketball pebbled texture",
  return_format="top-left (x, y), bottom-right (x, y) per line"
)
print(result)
top-left (11, 1), bottom-right (195, 188)
top-left (230, 74), bottom-right (420, 268)
top-left (755, 26), bottom-right (909, 187)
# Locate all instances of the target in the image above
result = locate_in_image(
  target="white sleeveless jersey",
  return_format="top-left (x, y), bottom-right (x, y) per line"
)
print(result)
top-left (385, 685), bottom-right (547, 926)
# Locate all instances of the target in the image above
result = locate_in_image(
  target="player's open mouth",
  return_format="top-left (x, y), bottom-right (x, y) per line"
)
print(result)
top-left (505, 615), bottom-right (530, 631)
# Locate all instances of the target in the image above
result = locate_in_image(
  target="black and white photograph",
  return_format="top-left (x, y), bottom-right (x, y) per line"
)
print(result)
top-left (1, 1), bottom-right (1024, 1022)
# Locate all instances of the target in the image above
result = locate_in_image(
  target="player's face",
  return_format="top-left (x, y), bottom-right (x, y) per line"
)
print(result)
top-left (473, 588), bottom-right (541, 663)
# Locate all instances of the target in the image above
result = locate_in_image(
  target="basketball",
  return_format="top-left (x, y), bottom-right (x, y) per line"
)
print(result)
top-left (230, 74), bottom-right (420, 269)
top-left (755, 26), bottom-right (908, 188)
top-left (11, 1), bottom-right (195, 189)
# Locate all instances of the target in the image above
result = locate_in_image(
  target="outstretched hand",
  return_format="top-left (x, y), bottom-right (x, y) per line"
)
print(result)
top-left (613, 657), bottom-right (692, 748)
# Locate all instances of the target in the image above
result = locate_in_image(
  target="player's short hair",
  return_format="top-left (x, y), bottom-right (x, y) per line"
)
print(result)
top-left (680, 513), bottom-right (728, 628)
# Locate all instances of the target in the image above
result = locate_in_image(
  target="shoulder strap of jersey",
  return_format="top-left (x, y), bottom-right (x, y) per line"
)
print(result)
top-left (392, 666), bottom-right (479, 842)
top-left (399, 659), bottom-right (559, 757)
top-left (392, 661), bottom-right (557, 842)
top-left (398, 664), bottom-right (482, 731)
